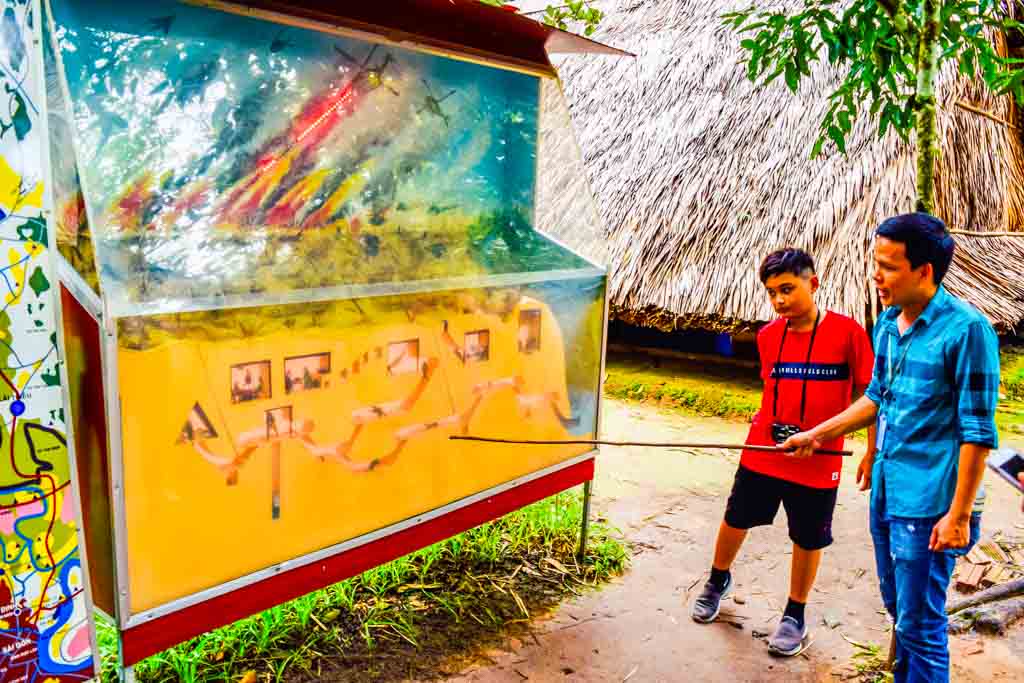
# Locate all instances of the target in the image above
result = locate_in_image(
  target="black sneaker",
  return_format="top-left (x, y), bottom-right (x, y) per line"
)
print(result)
top-left (690, 576), bottom-right (732, 624)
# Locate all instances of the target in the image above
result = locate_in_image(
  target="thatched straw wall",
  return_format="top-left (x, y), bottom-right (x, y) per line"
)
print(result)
top-left (542, 0), bottom-right (1024, 333)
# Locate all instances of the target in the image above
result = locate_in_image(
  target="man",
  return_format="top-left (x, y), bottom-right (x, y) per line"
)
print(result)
top-left (784, 213), bottom-right (999, 682)
top-left (691, 248), bottom-right (875, 657)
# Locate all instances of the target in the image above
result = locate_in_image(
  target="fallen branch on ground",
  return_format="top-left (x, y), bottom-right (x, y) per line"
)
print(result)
top-left (947, 577), bottom-right (1024, 615)
top-left (947, 597), bottom-right (1024, 635)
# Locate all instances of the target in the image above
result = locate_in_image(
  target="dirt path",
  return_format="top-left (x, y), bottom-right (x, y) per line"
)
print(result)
top-left (447, 400), bottom-right (1024, 682)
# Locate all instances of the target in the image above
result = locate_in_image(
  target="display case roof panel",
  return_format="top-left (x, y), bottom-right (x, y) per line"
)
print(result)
top-left (205, 0), bottom-right (631, 76)
top-left (49, 0), bottom-right (603, 317)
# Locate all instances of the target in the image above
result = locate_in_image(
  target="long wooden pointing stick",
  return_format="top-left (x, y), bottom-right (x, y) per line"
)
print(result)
top-left (450, 435), bottom-right (853, 456)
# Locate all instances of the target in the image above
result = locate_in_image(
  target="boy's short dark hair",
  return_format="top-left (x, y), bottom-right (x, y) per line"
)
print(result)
top-left (759, 248), bottom-right (815, 284)
top-left (875, 212), bottom-right (956, 285)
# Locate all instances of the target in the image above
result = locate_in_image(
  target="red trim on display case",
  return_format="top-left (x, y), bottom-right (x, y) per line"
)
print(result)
top-left (120, 458), bottom-right (594, 665)
top-left (60, 285), bottom-right (117, 615)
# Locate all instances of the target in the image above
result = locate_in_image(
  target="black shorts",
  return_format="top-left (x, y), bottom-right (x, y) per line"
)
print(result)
top-left (724, 465), bottom-right (838, 551)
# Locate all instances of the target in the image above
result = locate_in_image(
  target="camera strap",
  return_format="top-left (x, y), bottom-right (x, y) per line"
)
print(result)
top-left (772, 310), bottom-right (821, 424)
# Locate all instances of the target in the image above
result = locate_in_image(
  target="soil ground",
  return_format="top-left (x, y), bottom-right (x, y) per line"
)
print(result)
top-left (443, 398), bottom-right (1024, 682)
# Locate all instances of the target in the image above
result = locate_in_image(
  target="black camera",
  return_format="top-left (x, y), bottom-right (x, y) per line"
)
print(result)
top-left (771, 422), bottom-right (801, 445)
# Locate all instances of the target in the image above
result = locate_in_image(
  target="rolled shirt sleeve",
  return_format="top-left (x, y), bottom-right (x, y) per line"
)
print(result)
top-left (951, 319), bottom-right (1000, 449)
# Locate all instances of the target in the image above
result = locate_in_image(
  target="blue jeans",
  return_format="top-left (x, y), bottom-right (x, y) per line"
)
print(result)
top-left (869, 504), bottom-right (980, 683)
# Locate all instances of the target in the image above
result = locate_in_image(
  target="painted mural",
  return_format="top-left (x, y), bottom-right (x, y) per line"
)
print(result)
top-left (0, 1), bottom-right (94, 681)
top-left (49, 0), bottom-right (593, 311)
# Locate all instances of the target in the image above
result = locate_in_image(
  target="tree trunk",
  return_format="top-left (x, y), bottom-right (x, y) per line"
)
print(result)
top-left (884, 6), bottom-right (943, 670)
top-left (914, 0), bottom-right (942, 213)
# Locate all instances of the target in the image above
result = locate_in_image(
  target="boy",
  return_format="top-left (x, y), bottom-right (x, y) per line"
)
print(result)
top-left (690, 248), bottom-right (875, 656)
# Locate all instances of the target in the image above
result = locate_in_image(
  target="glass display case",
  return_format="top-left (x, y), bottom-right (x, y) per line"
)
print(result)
top-left (45, 0), bottom-right (614, 662)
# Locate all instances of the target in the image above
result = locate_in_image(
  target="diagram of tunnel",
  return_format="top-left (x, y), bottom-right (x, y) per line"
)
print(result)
top-left (177, 311), bottom-right (582, 519)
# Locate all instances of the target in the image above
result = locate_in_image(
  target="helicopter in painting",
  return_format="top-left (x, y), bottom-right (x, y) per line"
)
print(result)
top-left (417, 79), bottom-right (457, 128)
top-left (334, 44), bottom-right (400, 96)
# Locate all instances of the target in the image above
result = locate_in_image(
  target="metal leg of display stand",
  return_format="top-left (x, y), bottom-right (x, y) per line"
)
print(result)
top-left (577, 479), bottom-right (592, 562)
top-left (271, 441), bottom-right (282, 520)
top-left (120, 665), bottom-right (136, 682)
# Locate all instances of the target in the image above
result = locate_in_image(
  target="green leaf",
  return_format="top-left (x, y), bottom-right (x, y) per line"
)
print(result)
top-left (763, 61), bottom-right (786, 85)
top-left (740, 38), bottom-right (758, 51)
top-left (747, 52), bottom-right (763, 81)
top-left (879, 105), bottom-right (892, 138)
top-left (960, 49), bottom-right (976, 78)
top-left (795, 44), bottom-right (810, 75)
top-left (811, 135), bottom-right (826, 159)
top-left (885, 70), bottom-right (899, 97)
top-left (816, 19), bottom-right (836, 46)
top-left (827, 125), bottom-right (847, 154)
top-left (739, 21), bottom-right (767, 33)
top-left (785, 61), bottom-right (799, 92)
top-left (902, 97), bottom-right (916, 122)
top-left (837, 109), bottom-right (852, 134)
top-left (827, 39), bottom-right (840, 63)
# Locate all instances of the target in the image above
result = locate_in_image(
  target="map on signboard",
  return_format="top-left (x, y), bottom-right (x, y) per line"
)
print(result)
top-left (0, 2), bottom-right (95, 681)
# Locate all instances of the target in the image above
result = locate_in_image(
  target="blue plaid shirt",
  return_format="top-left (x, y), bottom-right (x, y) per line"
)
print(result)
top-left (865, 286), bottom-right (1000, 519)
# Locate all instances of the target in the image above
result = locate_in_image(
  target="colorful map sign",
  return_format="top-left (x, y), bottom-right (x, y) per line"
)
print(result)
top-left (0, 1), bottom-right (95, 681)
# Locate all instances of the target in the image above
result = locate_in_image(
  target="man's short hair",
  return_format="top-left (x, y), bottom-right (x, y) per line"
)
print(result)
top-left (875, 212), bottom-right (956, 285)
top-left (759, 248), bottom-right (815, 284)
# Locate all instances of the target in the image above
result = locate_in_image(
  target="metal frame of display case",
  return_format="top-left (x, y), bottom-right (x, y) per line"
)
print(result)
top-left (40, 0), bottom-right (620, 678)
top-left (57, 251), bottom-right (607, 676)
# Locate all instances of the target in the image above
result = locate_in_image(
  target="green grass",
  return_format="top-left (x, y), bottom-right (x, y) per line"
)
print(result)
top-left (999, 346), bottom-right (1024, 445)
top-left (606, 348), bottom-right (1024, 446)
top-left (604, 354), bottom-right (763, 421)
top-left (1003, 346), bottom-right (1024, 402)
top-left (99, 489), bottom-right (627, 682)
top-left (843, 637), bottom-right (894, 682)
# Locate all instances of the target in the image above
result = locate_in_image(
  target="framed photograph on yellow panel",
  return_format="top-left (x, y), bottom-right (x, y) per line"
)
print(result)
top-left (387, 339), bottom-right (420, 376)
top-left (265, 406), bottom-right (294, 440)
top-left (464, 330), bottom-right (490, 363)
top-left (231, 360), bottom-right (271, 403)
top-left (284, 353), bottom-right (331, 394)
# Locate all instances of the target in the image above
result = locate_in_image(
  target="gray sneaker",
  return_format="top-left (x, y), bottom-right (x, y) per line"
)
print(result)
top-left (767, 616), bottom-right (809, 656)
top-left (690, 576), bottom-right (732, 623)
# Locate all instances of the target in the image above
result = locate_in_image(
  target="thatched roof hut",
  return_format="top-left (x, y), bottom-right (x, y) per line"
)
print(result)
top-left (543, 0), bottom-right (1024, 333)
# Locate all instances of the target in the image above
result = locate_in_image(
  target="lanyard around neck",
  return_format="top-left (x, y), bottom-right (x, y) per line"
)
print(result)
top-left (885, 325), bottom-right (917, 396)
top-left (772, 311), bottom-right (820, 424)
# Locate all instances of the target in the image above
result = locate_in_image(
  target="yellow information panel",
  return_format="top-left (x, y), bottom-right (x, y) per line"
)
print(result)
top-left (118, 283), bottom-right (603, 612)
